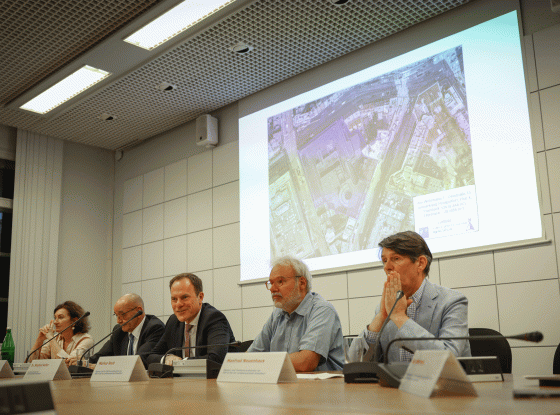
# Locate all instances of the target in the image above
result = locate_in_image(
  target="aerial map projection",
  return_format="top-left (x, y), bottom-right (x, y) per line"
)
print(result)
top-left (267, 46), bottom-right (476, 259)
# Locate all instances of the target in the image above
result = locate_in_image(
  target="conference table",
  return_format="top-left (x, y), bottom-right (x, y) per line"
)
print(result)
top-left (48, 374), bottom-right (559, 414)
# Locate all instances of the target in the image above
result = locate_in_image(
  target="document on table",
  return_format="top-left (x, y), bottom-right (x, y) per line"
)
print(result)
top-left (297, 373), bottom-right (344, 380)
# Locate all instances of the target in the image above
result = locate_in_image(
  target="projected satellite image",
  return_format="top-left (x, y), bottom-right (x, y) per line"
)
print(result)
top-left (268, 46), bottom-right (475, 259)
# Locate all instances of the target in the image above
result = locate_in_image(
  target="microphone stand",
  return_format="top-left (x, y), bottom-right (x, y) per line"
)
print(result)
top-left (343, 291), bottom-right (404, 383)
top-left (68, 310), bottom-right (143, 375)
top-left (25, 311), bottom-right (91, 363)
top-left (377, 331), bottom-right (544, 388)
top-left (148, 341), bottom-right (242, 379)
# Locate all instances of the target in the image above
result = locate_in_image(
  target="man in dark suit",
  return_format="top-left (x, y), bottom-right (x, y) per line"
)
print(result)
top-left (147, 273), bottom-right (235, 366)
top-left (69, 293), bottom-right (164, 368)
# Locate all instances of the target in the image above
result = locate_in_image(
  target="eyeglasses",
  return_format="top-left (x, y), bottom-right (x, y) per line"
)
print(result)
top-left (113, 307), bottom-right (138, 319)
top-left (265, 276), bottom-right (299, 290)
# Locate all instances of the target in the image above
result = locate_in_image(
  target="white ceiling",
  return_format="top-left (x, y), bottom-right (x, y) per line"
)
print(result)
top-left (0, 0), bottom-right (471, 151)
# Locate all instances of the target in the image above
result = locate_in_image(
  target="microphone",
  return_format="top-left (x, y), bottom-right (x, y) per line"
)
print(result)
top-left (507, 331), bottom-right (543, 342)
top-left (343, 290), bottom-right (405, 383)
top-left (25, 311), bottom-right (91, 363)
top-left (68, 309), bottom-right (143, 375)
top-left (377, 330), bottom-right (544, 388)
top-left (371, 290), bottom-right (405, 363)
top-left (148, 340), bottom-right (242, 379)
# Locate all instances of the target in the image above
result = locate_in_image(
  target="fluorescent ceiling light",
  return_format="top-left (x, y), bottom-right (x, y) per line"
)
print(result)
top-left (124, 0), bottom-right (235, 50)
top-left (20, 66), bottom-right (111, 114)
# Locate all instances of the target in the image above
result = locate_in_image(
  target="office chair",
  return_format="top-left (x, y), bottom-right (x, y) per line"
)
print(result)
top-left (469, 328), bottom-right (512, 374)
top-left (553, 342), bottom-right (560, 375)
top-left (234, 340), bottom-right (254, 353)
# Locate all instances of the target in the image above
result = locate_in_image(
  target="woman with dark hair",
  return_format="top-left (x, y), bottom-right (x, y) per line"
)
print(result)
top-left (28, 301), bottom-right (93, 365)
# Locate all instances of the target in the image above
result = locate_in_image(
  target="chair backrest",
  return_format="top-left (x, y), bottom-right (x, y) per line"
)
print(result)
top-left (553, 342), bottom-right (560, 375)
top-left (234, 340), bottom-right (254, 353)
top-left (468, 328), bottom-right (512, 374)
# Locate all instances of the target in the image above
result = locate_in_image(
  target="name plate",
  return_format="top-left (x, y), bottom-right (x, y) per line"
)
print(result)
top-left (217, 352), bottom-right (297, 384)
top-left (0, 361), bottom-right (14, 378)
top-left (173, 358), bottom-right (207, 378)
top-left (399, 350), bottom-right (477, 398)
top-left (91, 356), bottom-right (148, 382)
top-left (23, 359), bottom-right (71, 381)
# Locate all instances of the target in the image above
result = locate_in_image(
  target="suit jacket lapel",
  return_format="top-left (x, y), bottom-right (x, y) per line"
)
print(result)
top-left (416, 279), bottom-right (438, 332)
top-left (195, 303), bottom-right (206, 347)
top-left (137, 315), bottom-right (149, 343)
top-left (177, 320), bottom-right (185, 349)
top-left (119, 331), bottom-right (129, 355)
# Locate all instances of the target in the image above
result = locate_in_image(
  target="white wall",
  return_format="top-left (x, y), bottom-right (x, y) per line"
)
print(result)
top-left (112, 102), bottom-right (238, 311)
top-left (112, 6), bottom-right (560, 375)
top-left (57, 140), bottom-right (114, 344)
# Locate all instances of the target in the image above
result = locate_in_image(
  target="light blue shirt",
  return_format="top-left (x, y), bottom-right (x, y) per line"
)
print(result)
top-left (247, 292), bottom-right (344, 371)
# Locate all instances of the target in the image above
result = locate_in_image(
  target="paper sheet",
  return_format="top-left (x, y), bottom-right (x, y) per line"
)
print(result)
top-left (296, 373), bottom-right (343, 380)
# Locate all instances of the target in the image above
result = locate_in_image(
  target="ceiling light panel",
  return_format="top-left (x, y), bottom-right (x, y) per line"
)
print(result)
top-left (0, 0), bottom-right (163, 107)
top-left (20, 66), bottom-right (111, 115)
top-left (124, 0), bottom-right (236, 50)
top-left (0, 0), bottom-right (471, 150)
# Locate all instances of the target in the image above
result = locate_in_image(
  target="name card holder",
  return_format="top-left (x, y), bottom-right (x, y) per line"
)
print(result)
top-left (23, 360), bottom-right (71, 381)
top-left (0, 361), bottom-right (14, 378)
top-left (173, 359), bottom-right (222, 379)
top-left (399, 350), bottom-right (477, 398)
top-left (217, 352), bottom-right (297, 384)
top-left (91, 356), bottom-right (148, 382)
top-left (12, 363), bottom-right (31, 376)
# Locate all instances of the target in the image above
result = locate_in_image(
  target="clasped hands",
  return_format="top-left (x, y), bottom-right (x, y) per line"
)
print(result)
top-left (368, 272), bottom-right (412, 332)
top-left (65, 356), bottom-right (94, 368)
top-left (65, 356), bottom-right (78, 366)
top-left (165, 354), bottom-right (183, 366)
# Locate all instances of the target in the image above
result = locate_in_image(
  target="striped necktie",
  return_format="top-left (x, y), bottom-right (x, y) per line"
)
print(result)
top-left (127, 333), bottom-right (134, 355)
top-left (184, 324), bottom-right (193, 358)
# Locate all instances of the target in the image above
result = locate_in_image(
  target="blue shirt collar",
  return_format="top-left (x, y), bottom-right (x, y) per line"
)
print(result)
top-left (410, 278), bottom-right (427, 305)
top-left (283, 291), bottom-right (314, 317)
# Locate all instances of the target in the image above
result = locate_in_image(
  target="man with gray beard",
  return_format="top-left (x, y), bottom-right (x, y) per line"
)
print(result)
top-left (247, 256), bottom-right (344, 371)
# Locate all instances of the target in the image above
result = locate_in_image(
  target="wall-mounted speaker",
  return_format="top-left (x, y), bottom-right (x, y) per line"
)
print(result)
top-left (196, 114), bottom-right (218, 148)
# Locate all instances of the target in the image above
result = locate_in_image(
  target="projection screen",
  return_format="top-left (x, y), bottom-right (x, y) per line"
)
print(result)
top-left (239, 8), bottom-right (543, 282)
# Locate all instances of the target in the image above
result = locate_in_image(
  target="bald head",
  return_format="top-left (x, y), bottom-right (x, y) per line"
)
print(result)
top-left (114, 293), bottom-right (145, 332)
top-left (118, 293), bottom-right (144, 309)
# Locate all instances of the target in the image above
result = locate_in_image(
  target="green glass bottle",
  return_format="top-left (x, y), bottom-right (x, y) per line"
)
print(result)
top-left (1, 327), bottom-right (15, 369)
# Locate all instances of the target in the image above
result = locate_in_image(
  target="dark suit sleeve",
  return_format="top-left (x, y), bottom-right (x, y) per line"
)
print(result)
top-left (89, 324), bottom-right (122, 364)
top-left (137, 315), bottom-right (165, 367)
top-left (195, 304), bottom-right (235, 364)
top-left (147, 315), bottom-right (182, 365)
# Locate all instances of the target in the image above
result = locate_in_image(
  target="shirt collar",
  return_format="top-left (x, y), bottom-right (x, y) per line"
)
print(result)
top-left (130, 315), bottom-right (146, 339)
top-left (410, 278), bottom-right (427, 305)
top-left (186, 306), bottom-right (201, 328)
top-left (56, 331), bottom-right (87, 347)
top-left (287, 292), bottom-right (313, 317)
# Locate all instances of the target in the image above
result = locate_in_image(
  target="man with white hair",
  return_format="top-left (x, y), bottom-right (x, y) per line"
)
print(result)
top-left (68, 293), bottom-right (164, 368)
top-left (247, 256), bottom-right (344, 372)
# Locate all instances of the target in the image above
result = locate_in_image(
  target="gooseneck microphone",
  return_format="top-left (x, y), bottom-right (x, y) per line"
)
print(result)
top-left (68, 309), bottom-right (143, 375)
top-left (377, 331), bottom-right (544, 388)
top-left (343, 290), bottom-right (405, 383)
top-left (371, 290), bottom-right (405, 364)
top-left (148, 340), bottom-right (242, 378)
top-left (25, 311), bottom-right (91, 363)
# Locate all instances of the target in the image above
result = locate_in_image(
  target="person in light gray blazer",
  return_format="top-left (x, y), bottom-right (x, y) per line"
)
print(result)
top-left (349, 231), bottom-right (470, 363)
